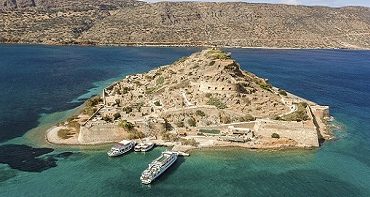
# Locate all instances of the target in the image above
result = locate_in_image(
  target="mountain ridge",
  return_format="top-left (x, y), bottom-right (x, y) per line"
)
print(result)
top-left (1, 0), bottom-right (370, 49)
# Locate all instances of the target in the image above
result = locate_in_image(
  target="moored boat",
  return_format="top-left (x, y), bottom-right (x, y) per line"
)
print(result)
top-left (134, 142), bottom-right (155, 152)
top-left (107, 140), bottom-right (135, 157)
top-left (140, 151), bottom-right (178, 184)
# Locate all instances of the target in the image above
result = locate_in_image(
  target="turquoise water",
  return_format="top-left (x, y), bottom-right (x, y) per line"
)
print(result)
top-left (1, 45), bottom-right (370, 196)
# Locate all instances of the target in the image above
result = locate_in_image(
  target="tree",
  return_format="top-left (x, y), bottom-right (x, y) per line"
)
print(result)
top-left (113, 112), bottom-right (121, 120)
top-left (187, 118), bottom-right (196, 127)
top-left (196, 110), bottom-right (206, 117)
top-left (271, 133), bottom-right (280, 139)
top-left (119, 120), bottom-right (135, 131)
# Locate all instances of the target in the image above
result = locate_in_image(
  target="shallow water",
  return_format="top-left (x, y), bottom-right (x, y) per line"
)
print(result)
top-left (0, 45), bottom-right (370, 196)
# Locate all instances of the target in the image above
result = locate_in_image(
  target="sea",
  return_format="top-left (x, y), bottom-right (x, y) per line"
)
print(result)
top-left (0, 44), bottom-right (369, 197)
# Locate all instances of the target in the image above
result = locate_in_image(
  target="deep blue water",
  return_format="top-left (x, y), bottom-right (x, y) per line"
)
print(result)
top-left (0, 45), bottom-right (370, 196)
top-left (0, 44), bottom-right (198, 142)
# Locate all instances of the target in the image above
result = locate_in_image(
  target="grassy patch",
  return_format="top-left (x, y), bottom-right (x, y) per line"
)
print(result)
top-left (156, 76), bottom-right (165, 86)
top-left (239, 114), bottom-right (256, 122)
top-left (58, 129), bottom-right (75, 139)
top-left (281, 102), bottom-right (309, 121)
top-left (207, 97), bottom-right (227, 109)
top-left (179, 138), bottom-right (199, 146)
top-left (195, 110), bottom-right (206, 117)
top-left (187, 118), bottom-right (196, 127)
top-left (127, 130), bottom-right (145, 140)
top-left (118, 120), bottom-right (135, 131)
top-left (205, 49), bottom-right (231, 60)
top-left (199, 129), bottom-right (220, 134)
top-left (161, 132), bottom-right (178, 141)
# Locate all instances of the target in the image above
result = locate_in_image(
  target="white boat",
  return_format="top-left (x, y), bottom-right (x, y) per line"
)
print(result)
top-left (107, 140), bottom-right (135, 157)
top-left (140, 151), bottom-right (178, 184)
top-left (134, 142), bottom-right (155, 152)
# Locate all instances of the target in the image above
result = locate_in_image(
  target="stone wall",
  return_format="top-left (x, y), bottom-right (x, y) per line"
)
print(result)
top-left (253, 119), bottom-right (319, 147)
top-left (191, 81), bottom-right (240, 93)
top-left (78, 124), bottom-right (125, 144)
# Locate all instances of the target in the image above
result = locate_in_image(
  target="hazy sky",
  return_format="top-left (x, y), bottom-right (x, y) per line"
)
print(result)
top-left (144, 0), bottom-right (370, 7)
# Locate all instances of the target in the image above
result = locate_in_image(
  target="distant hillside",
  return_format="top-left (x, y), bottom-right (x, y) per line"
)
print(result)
top-left (1, 1), bottom-right (370, 49)
top-left (0, 0), bottom-right (144, 10)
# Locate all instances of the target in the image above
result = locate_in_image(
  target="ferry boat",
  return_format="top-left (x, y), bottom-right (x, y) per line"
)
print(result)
top-left (107, 140), bottom-right (135, 157)
top-left (140, 151), bottom-right (178, 184)
top-left (134, 142), bottom-right (155, 152)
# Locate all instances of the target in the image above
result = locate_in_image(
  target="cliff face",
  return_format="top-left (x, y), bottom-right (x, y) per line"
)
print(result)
top-left (1, 1), bottom-right (370, 49)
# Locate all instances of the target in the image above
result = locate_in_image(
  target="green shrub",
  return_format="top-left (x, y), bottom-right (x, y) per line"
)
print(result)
top-left (259, 83), bottom-right (272, 91)
top-left (205, 49), bottom-right (231, 60)
top-left (179, 138), bottom-right (199, 146)
top-left (82, 106), bottom-right (96, 116)
top-left (220, 115), bottom-right (231, 124)
top-left (113, 112), bottom-right (121, 120)
top-left (122, 87), bottom-right (131, 94)
top-left (207, 97), bottom-right (227, 109)
top-left (187, 118), bottom-right (196, 127)
top-left (154, 101), bottom-right (161, 106)
top-left (119, 120), bottom-right (135, 131)
top-left (127, 130), bottom-right (145, 139)
top-left (145, 87), bottom-right (156, 94)
top-left (122, 106), bottom-right (133, 114)
top-left (271, 133), bottom-right (280, 139)
top-left (195, 110), bottom-right (206, 117)
top-left (278, 89), bottom-right (288, 96)
top-left (85, 96), bottom-right (101, 107)
top-left (176, 121), bottom-right (185, 128)
top-left (281, 102), bottom-right (309, 121)
top-left (156, 76), bottom-right (165, 86)
top-left (103, 116), bottom-right (112, 122)
top-left (161, 132), bottom-right (178, 141)
top-left (240, 114), bottom-right (256, 122)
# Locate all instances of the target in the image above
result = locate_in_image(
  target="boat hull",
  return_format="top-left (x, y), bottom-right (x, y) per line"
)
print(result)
top-left (107, 141), bottom-right (135, 157)
top-left (140, 152), bottom-right (177, 184)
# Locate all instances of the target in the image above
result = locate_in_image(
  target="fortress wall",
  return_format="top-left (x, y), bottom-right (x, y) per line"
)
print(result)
top-left (310, 105), bottom-right (330, 120)
top-left (78, 125), bottom-right (125, 144)
top-left (161, 105), bottom-right (218, 116)
top-left (198, 122), bottom-right (256, 132)
top-left (309, 105), bottom-right (331, 139)
top-left (254, 119), bottom-right (319, 147)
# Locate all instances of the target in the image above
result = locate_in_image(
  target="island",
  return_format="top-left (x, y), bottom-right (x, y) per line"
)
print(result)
top-left (47, 49), bottom-right (332, 151)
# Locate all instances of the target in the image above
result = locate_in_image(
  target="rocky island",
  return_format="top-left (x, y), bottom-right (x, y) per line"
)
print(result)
top-left (47, 49), bottom-right (331, 151)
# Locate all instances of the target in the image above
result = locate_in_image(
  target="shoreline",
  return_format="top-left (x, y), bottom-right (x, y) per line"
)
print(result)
top-left (1, 41), bottom-right (370, 51)
top-left (45, 125), bottom-right (319, 153)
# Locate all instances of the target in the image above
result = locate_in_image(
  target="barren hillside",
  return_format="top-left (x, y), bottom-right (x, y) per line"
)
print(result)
top-left (1, 1), bottom-right (370, 49)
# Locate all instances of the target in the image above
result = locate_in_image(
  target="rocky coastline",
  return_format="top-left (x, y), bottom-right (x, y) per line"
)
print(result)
top-left (45, 48), bottom-right (333, 152)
